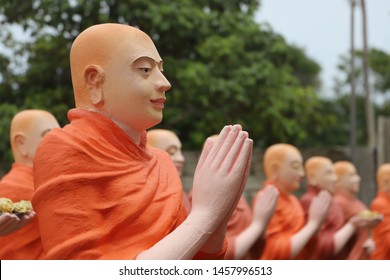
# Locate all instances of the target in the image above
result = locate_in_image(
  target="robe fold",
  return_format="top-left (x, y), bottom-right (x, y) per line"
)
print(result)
top-left (224, 196), bottom-right (252, 259)
top-left (256, 182), bottom-right (305, 260)
top-left (33, 108), bottom-right (195, 260)
top-left (0, 163), bottom-right (43, 259)
top-left (300, 186), bottom-right (349, 259)
top-left (333, 192), bottom-right (368, 259)
top-left (370, 191), bottom-right (390, 260)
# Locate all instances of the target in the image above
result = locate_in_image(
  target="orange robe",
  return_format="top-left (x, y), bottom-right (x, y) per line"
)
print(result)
top-left (300, 186), bottom-right (349, 259)
top-left (224, 196), bottom-right (252, 259)
top-left (333, 192), bottom-right (369, 259)
top-left (33, 109), bottom-right (223, 260)
top-left (0, 163), bottom-right (44, 259)
top-left (255, 182), bottom-right (305, 260)
top-left (370, 191), bottom-right (390, 260)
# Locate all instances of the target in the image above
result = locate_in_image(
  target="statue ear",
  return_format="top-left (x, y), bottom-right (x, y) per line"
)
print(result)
top-left (84, 65), bottom-right (105, 105)
top-left (269, 161), bottom-right (280, 180)
top-left (307, 171), bottom-right (317, 186)
top-left (14, 133), bottom-right (27, 157)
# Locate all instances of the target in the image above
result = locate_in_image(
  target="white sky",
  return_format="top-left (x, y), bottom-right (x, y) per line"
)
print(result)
top-left (256, 0), bottom-right (390, 98)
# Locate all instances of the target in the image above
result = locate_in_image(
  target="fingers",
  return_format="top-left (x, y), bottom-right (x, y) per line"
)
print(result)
top-left (202, 125), bottom-right (231, 167)
top-left (26, 210), bottom-right (36, 218)
top-left (0, 213), bottom-right (17, 229)
top-left (234, 136), bottom-right (253, 190)
top-left (196, 137), bottom-right (215, 171)
top-left (254, 186), bottom-right (279, 215)
top-left (225, 138), bottom-right (253, 214)
top-left (316, 190), bottom-right (332, 209)
top-left (0, 213), bottom-right (20, 236)
top-left (259, 185), bottom-right (279, 208)
top-left (222, 130), bottom-right (248, 172)
top-left (18, 212), bottom-right (34, 228)
top-left (209, 125), bottom-right (242, 169)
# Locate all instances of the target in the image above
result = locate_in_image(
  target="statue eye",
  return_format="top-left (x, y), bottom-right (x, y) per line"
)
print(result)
top-left (140, 67), bottom-right (151, 74)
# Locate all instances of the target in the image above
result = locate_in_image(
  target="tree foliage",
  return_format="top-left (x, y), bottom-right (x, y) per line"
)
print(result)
top-left (329, 48), bottom-right (390, 146)
top-left (0, 0), bottom-right (325, 170)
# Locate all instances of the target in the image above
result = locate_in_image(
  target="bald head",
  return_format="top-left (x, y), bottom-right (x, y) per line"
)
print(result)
top-left (70, 23), bottom-right (171, 139)
top-left (147, 129), bottom-right (179, 149)
top-left (334, 161), bottom-right (353, 178)
top-left (334, 161), bottom-right (361, 195)
top-left (70, 23), bottom-right (156, 108)
top-left (264, 143), bottom-right (302, 179)
top-left (10, 110), bottom-right (60, 166)
top-left (305, 156), bottom-right (336, 192)
top-left (147, 129), bottom-right (185, 175)
top-left (377, 164), bottom-right (390, 192)
top-left (263, 143), bottom-right (304, 192)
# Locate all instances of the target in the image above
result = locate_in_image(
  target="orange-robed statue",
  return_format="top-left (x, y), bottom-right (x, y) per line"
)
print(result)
top-left (32, 23), bottom-right (253, 260)
top-left (0, 109), bottom-right (59, 259)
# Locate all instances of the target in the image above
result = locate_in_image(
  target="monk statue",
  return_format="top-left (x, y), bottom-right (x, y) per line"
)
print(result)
top-left (32, 23), bottom-right (253, 260)
top-left (224, 186), bottom-right (278, 260)
top-left (300, 156), bottom-right (380, 259)
top-left (0, 109), bottom-right (60, 259)
top-left (333, 161), bottom-right (379, 259)
top-left (146, 129), bottom-right (191, 213)
top-left (370, 163), bottom-right (390, 259)
top-left (255, 144), bottom-right (331, 259)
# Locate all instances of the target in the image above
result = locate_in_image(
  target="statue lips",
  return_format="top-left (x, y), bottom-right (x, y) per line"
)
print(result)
top-left (150, 98), bottom-right (166, 109)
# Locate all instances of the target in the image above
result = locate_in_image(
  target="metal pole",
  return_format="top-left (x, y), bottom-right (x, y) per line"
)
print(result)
top-left (350, 0), bottom-right (357, 164)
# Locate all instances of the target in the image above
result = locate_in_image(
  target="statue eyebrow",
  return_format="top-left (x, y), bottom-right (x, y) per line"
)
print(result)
top-left (132, 56), bottom-right (164, 70)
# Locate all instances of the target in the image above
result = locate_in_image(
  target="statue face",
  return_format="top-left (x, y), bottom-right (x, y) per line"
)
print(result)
top-left (147, 130), bottom-right (185, 176)
top-left (336, 164), bottom-right (361, 195)
top-left (276, 149), bottom-right (304, 192)
top-left (160, 135), bottom-right (185, 176)
top-left (313, 161), bottom-right (337, 193)
top-left (101, 33), bottom-right (171, 133)
top-left (377, 165), bottom-right (390, 193)
top-left (24, 114), bottom-right (60, 163)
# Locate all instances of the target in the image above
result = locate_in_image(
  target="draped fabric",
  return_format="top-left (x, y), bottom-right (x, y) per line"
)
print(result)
top-left (224, 196), bottom-right (253, 259)
top-left (256, 182), bottom-right (305, 260)
top-left (370, 191), bottom-right (390, 260)
top-left (333, 192), bottom-right (368, 259)
top-left (33, 109), bottom-right (188, 259)
top-left (0, 163), bottom-right (44, 259)
top-left (300, 186), bottom-right (349, 259)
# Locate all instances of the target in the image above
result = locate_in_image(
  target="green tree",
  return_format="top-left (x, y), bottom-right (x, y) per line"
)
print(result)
top-left (0, 0), bottom-right (323, 170)
top-left (331, 48), bottom-right (390, 146)
top-left (0, 103), bottom-right (18, 173)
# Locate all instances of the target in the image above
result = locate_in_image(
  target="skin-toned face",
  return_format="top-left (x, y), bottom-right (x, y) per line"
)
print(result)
top-left (334, 161), bottom-right (361, 196)
top-left (264, 144), bottom-right (304, 193)
top-left (10, 110), bottom-right (60, 166)
top-left (275, 148), bottom-right (305, 192)
top-left (70, 24), bottom-right (171, 142)
top-left (377, 164), bottom-right (390, 194)
top-left (101, 34), bottom-right (171, 133)
top-left (147, 129), bottom-right (185, 176)
top-left (305, 157), bottom-right (337, 193)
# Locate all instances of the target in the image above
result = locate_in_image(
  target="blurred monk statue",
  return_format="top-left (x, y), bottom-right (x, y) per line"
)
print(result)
top-left (255, 144), bottom-right (331, 260)
top-left (333, 161), bottom-right (378, 259)
top-left (147, 129), bottom-right (191, 213)
top-left (32, 23), bottom-right (253, 260)
top-left (0, 109), bottom-right (59, 259)
top-left (301, 156), bottom-right (380, 259)
top-left (370, 163), bottom-right (390, 260)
